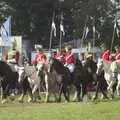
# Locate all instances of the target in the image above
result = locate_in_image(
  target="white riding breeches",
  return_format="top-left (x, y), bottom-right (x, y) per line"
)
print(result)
top-left (67, 63), bottom-right (75, 73)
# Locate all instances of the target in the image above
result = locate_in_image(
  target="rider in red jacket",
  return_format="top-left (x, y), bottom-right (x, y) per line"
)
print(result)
top-left (114, 45), bottom-right (120, 61)
top-left (32, 47), bottom-right (46, 65)
top-left (100, 44), bottom-right (110, 61)
top-left (64, 45), bottom-right (75, 73)
top-left (55, 48), bottom-right (65, 64)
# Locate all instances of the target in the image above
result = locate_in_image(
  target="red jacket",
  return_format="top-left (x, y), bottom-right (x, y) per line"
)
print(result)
top-left (65, 52), bottom-right (74, 64)
top-left (100, 49), bottom-right (110, 61)
top-left (115, 51), bottom-right (120, 61)
top-left (32, 53), bottom-right (46, 64)
top-left (55, 52), bottom-right (65, 64)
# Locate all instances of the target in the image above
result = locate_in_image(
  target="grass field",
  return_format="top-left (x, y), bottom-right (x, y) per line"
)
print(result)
top-left (0, 99), bottom-right (120, 120)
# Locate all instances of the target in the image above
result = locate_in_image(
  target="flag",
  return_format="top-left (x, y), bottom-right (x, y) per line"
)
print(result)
top-left (84, 27), bottom-right (89, 39)
top-left (60, 14), bottom-right (65, 36)
top-left (92, 25), bottom-right (100, 39)
top-left (114, 19), bottom-right (120, 38)
top-left (96, 30), bottom-right (100, 39)
top-left (0, 16), bottom-right (11, 46)
top-left (93, 26), bottom-right (96, 33)
top-left (60, 22), bottom-right (65, 36)
top-left (116, 28), bottom-right (120, 38)
top-left (114, 21), bottom-right (117, 29)
top-left (51, 21), bottom-right (56, 37)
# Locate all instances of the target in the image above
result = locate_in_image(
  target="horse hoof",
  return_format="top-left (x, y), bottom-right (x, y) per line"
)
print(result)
top-left (1, 99), bottom-right (7, 104)
top-left (9, 94), bottom-right (15, 101)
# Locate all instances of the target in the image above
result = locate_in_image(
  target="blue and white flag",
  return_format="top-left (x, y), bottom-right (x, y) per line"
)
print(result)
top-left (0, 16), bottom-right (11, 46)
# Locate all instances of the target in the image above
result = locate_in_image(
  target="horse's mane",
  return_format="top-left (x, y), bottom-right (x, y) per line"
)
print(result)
top-left (0, 60), bottom-right (15, 76)
top-left (51, 58), bottom-right (66, 74)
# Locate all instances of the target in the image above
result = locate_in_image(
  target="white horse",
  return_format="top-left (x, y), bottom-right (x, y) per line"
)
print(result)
top-left (97, 59), bottom-right (117, 98)
top-left (110, 61), bottom-right (120, 96)
top-left (17, 65), bottom-right (41, 102)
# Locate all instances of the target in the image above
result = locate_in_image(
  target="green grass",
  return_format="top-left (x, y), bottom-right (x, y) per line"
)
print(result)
top-left (0, 100), bottom-right (120, 120)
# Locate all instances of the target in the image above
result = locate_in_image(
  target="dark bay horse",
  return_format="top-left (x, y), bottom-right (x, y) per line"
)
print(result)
top-left (73, 58), bottom-right (98, 101)
top-left (0, 60), bottom-right (19, 103)
top-left (48, 58), bottom-right (72, 102)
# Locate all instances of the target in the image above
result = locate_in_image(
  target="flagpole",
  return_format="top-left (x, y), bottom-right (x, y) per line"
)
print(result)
top-left (49, 11), bottom-right (55, 52)
top-left (110, 23), bottom-right (116, 52)
top-left (93, 26), bottom-right (95, 60)
top-left (59, 12), bottom-right (63, 50)
top-left (80, 15), bottom-right (88, 53)
top-left (110, 14), bottom-right (117, 52)
top-left (80, 25), bottom-right (86, 53)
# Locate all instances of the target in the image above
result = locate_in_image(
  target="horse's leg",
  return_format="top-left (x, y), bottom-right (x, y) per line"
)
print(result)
top-left (92, 81), bottom-right (99, 100)
top-left (63, 86), bottom-right (70, 102)
top-left (111, 82), bottom-right (117, 99)
top-left (32, 84), bottom-right (39, 102)
top-left (81, 84), bottom-right (87, 99)
top-left (116, 83), bottom-right (120, 96)
top-left (116, 77), bottom-right (120, 96)
top-left (18, 79), bottom-right (31, 102)
top-left (99, 80), bottom-right (109, 99)
top-left (27, 85), bottom-right (33, 103)
top-left (108, 79), bottom-right (116, 99)
top-left (18, 83), bottom-right (25, 102)
top-left (73, 85), bottom-right (81, 102)
top-left (45, 74), bottom-right (49, 103)
top-left (1, 79), bottom-right (9, 104)
top-left (58, 84), bottom-right (63, 102)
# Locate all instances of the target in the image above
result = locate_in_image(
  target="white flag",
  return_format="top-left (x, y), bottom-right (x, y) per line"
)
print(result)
top-left (85, 27), bottom-right (89, 39)
top-left (114, 22), bottom-right (117, 29)
top-left (52, 21), bottom-right (56, 37)
top-left (93, 26), bottom-right (96, 33)
top-left (96, 30), bottom-right (100, 39)
top-left (116, 28), bottom-right (120, 38)
top-left (60, 22), bottom-right (65, 36)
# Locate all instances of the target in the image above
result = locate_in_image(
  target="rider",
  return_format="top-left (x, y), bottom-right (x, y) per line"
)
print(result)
top-left (85, 52), bottom-right (97, 74)
top-left (55, 48), bottom-right (65, 64)
top-left (100, 43), bottom-right (110, 61)
top-left (114, 45), bottom-right (120, 61)
top-left (64, 45), bottom-right (75, 73)
top-left (5, 39), bottom-right (20, 69)
top-left (32, 46), bottom-right (46, 67)
top-left (111, 45), bottom-right (120, 72)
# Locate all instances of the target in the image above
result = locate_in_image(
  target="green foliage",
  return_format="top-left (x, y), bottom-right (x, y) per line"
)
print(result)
top-left (0, 0), bottom-right (119, 47)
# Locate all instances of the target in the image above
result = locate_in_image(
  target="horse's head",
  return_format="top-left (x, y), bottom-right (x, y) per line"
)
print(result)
top-left (16, 66), bottom-right (25, 83)
top-left (96, 59), bottom-right (104, 75)
top-left (75, 59), bottom-right (83, 69)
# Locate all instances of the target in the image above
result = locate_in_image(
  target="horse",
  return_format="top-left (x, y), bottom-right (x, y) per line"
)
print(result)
top-left (48, 57), bottom-right (72, 102)
top-left (81, 58), bottom-right (98, 100)
top-left (17, 62), bottom-right (49, 102)
top-left (97, 59), bottom-right (117, 98)
top-left (72, 58), bottom-right (84, 101)
top-left (93, 65), bottom-right (108, 100)
top-left (36, 62), bottom-right (49, 102)
top-left (73, 58), bottom-right (98, 101)
top-left (0, 60), bottom-right (19, 103)
top-left (109, 61), bottom-right (120, 96)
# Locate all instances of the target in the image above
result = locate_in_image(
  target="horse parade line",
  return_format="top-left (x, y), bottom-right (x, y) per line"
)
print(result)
top-left (0, 57), bottom-right (120, 104)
